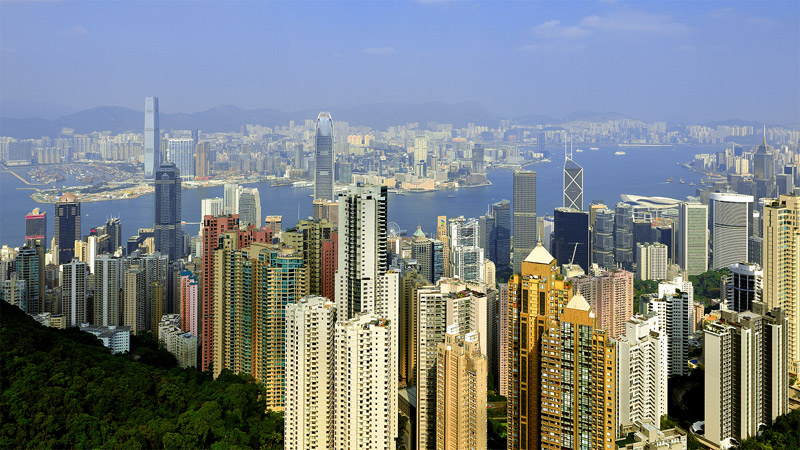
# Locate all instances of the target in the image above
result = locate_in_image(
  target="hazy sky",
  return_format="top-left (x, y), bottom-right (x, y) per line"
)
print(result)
top-left (1, 1), bottom-right (798, 124)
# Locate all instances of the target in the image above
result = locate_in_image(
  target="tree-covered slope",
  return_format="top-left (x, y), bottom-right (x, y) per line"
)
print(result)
top-left (0, 301), bottom-right (283, 449)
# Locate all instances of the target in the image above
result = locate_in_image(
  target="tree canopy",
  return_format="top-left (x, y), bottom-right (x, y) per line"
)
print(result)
top-left (737, 409), bottom-right (800, 450)
top-left (0, 301), bottom-right (283, 449)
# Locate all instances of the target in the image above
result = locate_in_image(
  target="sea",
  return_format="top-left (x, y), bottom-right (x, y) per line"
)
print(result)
top-left (0, 144), bottom-right (723, 247)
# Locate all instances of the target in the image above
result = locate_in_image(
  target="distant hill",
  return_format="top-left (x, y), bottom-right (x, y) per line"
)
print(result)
top-left (0, 101), bottom-right (505, 138)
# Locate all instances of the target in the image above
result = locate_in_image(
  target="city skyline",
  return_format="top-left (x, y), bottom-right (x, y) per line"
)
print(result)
top-left (1, 2), bottom-right (798, 124)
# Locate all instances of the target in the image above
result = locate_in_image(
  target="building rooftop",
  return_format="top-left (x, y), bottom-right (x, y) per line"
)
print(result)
top-left (566, 293), bottom-right (591, 311)
top-left (524, 241), bottom-right (555, 264)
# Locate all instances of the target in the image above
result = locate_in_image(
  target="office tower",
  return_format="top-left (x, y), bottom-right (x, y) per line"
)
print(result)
top-left (154, 163), bottom-right (182, 261)
top-left (432, 239), bottom-right (444, 284)
top-left (678, 202), bottom-right (708, 275)
top-left (449, 217), bottom-right (485, 282)
top-left (416, 285), bottom-right (448, 450)
top-left (553, 207), bottom-right (591, 274)
top-left (471, 143), bottom-right (485, 173)
top-left (167, 138), bottom-right (195, 179)
top-left (95, 217), bottom-right (122, 255)
top-left (752, 136), bottom-right (775, 200)
top-left (513, 170), bottom-right (537, 274)
top-left (180, 270), bottom-right (199, 335)
top-left (93, 255), bottom-right (122, 326)
top-left (437, 216), bottom-right (450, 278)
top-left (293, 143), bottom-right (304, 170)
top-left (616, 315), bottom-right (668, 432)
top-left (507, 242), bottom-right (616, 450)
top-left (570, 268), bottom-right (633, 339)
top-left (400, 269), bottom-right (432, 385)
top-left (414, 136), bottom-right (428, 178)
top-left (124, 265), bottom-right (147, 334)
top-left (498, 283), bottom-right (509, 396)
top-left (200, 198), bottom-right (224, 224)
top-left (564, 152), bottom-right (583, 210)
top-left (223, 183), bottom-right (242, 215)
top-left (635, 243), bottom-right (667, 281)
top-left (593, 208), bottom-right (615, 269)
top-left (763, 195), bottom-right (800, 373)
top-left (285, 297), bottom-right (336, 450)
top-left (282, 218), bottom-right (336, 298)
top-left (411, 227), bottom-right (434, 283)
top-left (649, 291), bottom-right (692, 376)
top-left (704, 303), bottom-right (788, 447)
top-left (144, 97), bottom-right (160, 178)
top-left (60, 259), bottom-right (88, 327)
top-left (25, 208), bottom-right (46, 245)
top-left (55, 192), bottom-right (81, 265)
top-left (314, 112), bottom-right (335, 201)
top-left (195, 141), bottom-right (209, 177)
top-left (436, 327), bottom-right (487, 450)
top-left (14, 241), bottom-right (44, 315)
top-left (237, 188), bottom-right (261, 227)
top-left (723, 262), bottom-right (763, 312)
top-left (490, 199), bottom-right (511, 274)
top-left (264, 215), bottom-right (282, 235)
top-left (614, 203), bottom-right (634, 270)
top-left (337, 161), bottom-right (353, 184)
top-left (334, 313), bottom-right (396, 450)
top-left (709, 193), bottom-right (753, 269)
top-left (335, 184), bottom-right (389, 320)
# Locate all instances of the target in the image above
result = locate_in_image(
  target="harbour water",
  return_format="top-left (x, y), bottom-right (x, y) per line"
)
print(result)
top-left (0, 144), bottom-right (722, 247)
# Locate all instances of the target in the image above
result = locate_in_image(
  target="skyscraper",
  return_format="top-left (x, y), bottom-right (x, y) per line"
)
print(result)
top-left (564, 155), bottom-right (583, 210)
top-left (237, 188), bottom-right (261, 227)
top-left (436, 327), bottom-right (487, 450)
top-left (614, 203), bottom-right (634, 270)
top-left (649, 291), bottom-right (692, 377)
top-left (200, 198), bottom-right (224, 224)
top-left (553, 207), bottom-right (591, 274)
top-left (709, 193), bottom-right (752, 269)
top-left (471, 143), bottom-right (485, 174)
top-left (55, 192), bottom-right (81, 265)
top-left (723, 262), bottom-right (762, 312)
top-left (570, 268), bottom-right (633, 340)
top-left (285, 296), bottom-right (336, 450)
top-left (763, 195), bottom-right (800, 373)
top-left (513, 170), bottom-right (537, 274)
top-left (593, 208), bottom-right (616, 269)
top-left (437, 215), bottom-right (450, 278)
top-left (449, 217), bottom-right (485, 282)
top-left (223, 183), bottom-right (242, 215)
top-left (635, 242), bottom-right (668, 281)
top-left (314, 112), bottom-right (334, 201)
top-left (167, 138), bottom-right (195, 180)
top-left (14, 241), bottom-right (44, 315)
top-left (704, 303), bottom-right (788, 447)
top-left (154, 163), bottom-right (182, 261)
top-left (195, 141), bottom-right (209, 178)
top-left (25, 208), bottom-right (46, 245)
top-left (93, 254), bottom-right (122, 326)
top-left (144, 97), bottom-right (160, 178)
top-left (678, 202), bottom-right (708, 276)
top-left (61, 258), bottom-right (88, 327)
top-left (490, 199), bottom-right (511, 274)
top-left (411, 227), bottom-right (434, 283)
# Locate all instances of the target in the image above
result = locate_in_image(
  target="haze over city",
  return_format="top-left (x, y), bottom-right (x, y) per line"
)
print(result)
top-left (1, 1), bottom-right (798, 124)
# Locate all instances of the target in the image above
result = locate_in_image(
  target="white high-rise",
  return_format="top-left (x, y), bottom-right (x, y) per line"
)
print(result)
top-left (237, 188), bottom-right (262, 227)
top-left (223, 183), bottom-right (242, 215)
top-left (167, 138), bottom-right (195, 180)
top-left (650, 291), bottom-right (692, 376)
top-left (616, 315), bottom-right (668, 432)
top-left (60, 258), bottom-right (88, 327)
top-left (678, 202), bottom-right (708, 276)
top-left (93, 254), bottom-right (122, 326)
top-left (200, 198), bottom-right (224, 223)
top-left (635, 242), bottom-right (667, 281)
top-left (709, 193), bottom-right (753, 269)
top-left (285, 296), bottom-right (336, 450)
top-left (448, 217), bottom-right (485, 282)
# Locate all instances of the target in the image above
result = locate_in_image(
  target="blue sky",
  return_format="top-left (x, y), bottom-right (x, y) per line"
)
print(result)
top-left (1, 1), bottom-right (798, 124)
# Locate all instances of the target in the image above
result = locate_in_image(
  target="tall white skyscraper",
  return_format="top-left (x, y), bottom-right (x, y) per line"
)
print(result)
top-left (678, 202), bottom-right (708, 275)
top-left (200, 198), bottom-right (224, 223)
top-left (237, 188), bottom-right (261, 227)
top-left (616, 315), bottom-right (668, 431)
top-left (167, 138), bottom-right (195, 180)
top-left (314, 112), bottom-right (334, 201)
top-left (60, 258), bottom-right (88, 327)
top-left (144, 97), bottom-right (160, 178)
top-left (93, 254), bottom-right (123, 326)
top-left (649, 291), bottom-right (692, 376)
top-left (285, 296), bottom-right (336, 450)
top-left (563, 144), bottom-right (583, 210)
top-left (223, 183), bottom-right (242, 215)
top-left (709, 193), bottom-right (753, 269)
top-left (414, 136), bottom-right (428, 178)
top-left (448, 217), bottom-right (485, 282)
top-left (635, 242), bottom-right (668, 281)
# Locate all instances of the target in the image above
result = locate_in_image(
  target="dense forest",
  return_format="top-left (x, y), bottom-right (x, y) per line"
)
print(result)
top-left (738, 409), bottom-right (800, 450)
top-left (0, 301), bottom-right (283, 449)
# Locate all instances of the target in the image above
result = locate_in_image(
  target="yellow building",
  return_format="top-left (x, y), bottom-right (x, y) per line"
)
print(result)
top-left (436, 326), bottom-right (487, 450)
top-left (507, 241), bottom-right (616, 450)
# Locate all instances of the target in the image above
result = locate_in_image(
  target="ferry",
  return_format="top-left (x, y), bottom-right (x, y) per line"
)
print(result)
top-left (679, 179), bottom-right (686, 184)
top-left (576, 149), bottom-right (583, 153)
top-left (590, 147), bottom-right (600, 151)
top-left (689, 182), bottom-right (696, 186)
top-left (614, 151), bottom-right (626, 156)
top-left (447, 194), bottom-right (456, 198)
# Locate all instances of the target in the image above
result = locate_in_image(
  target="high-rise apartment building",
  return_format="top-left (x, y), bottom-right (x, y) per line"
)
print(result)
top-left (507, 242), bottom-right (616, 450)
top-left (553, 207), bottom-right (591, 274)
top-left (678, 202), bottom-right (708, 276)
top-left (237, 188), bottom-right (261, 227)
top-left (144, 97), bottom-right (160, 178)
top-left (167, 138), bottom-right (195, 180)
top-left (180, 270), bottom-right (199, 335)
top-left (437, 215), bottom-right (451, 278)
top-left (513, 170), bottom-right (538, 274)
top-left (635, 242), bottom-right (668, 281)
top-left (285, 296), bottom-right (336, 450)
top-left (123, 264), bottom-right (147, 334)
top-left (25, 208), bottom-right (47, 245)
top-left (416, 285), bottom-right (448, 450)
top-left (709, 193), bottom-right (753, 269)
top-left (649, 292), bottom-right (692, 377)
top-left (616, 315), bottom-right (668, 432)
top-left (60, 258), bottom-right (88, 327)
top-left (93, 254), bottom-right (122, 326)
top-left (498, 283), bottom-right (509, 397)
top-left (704, 303), bottom-right (788, 447)
top-left (55, 192), bottom-right (81, 265)
top-left (282, 218), bottom-right (337, 299)
top-left (723, 262), bottom-right (762, 312)
top-left (223, 183), bottom-right (242, 215)
top-left (411, 226), bottom-right (434, 283)
top-left (400, 268), bottom-right (432, 385)
top-left (154, 162), bottom-right (182, 261)
top-left (570, 268), bottom-right (633, 339)
top-left (436, 327), bottom-right (487, 450)
top-left (314, 112), bottom-right (335, 201)
top-left (763, 194), bottom-right (800, 373)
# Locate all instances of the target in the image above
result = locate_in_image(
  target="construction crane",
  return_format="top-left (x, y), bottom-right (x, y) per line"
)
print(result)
top-left (570, 242), bottom-right (579, 265)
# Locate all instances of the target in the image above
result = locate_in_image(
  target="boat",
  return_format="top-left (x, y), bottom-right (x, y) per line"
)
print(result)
top-left (689, 182), bottom-right (696, 186)
top-left (447, 194), bottom-right (456, 198)
top-left (590, 147), bottom-right (599, 150)
top-left (666, 177), bottom-right (674, 183)
top-left (679, 179), bottom-right (686, 184)
top-left (576, 149), bottom-right (583, 153)
top-left (614, 151), bottom-right (626, 156)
